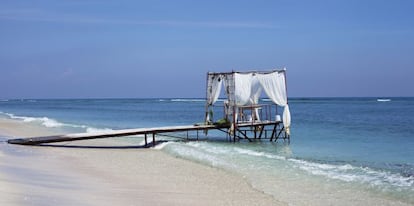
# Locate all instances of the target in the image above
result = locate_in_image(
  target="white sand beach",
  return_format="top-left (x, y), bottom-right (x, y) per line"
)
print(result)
top-left (0, 118), bottom-right (285, 206)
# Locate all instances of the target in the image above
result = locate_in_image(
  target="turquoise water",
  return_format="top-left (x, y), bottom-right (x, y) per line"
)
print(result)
top-left (1, 98), bottom-right (413, 203)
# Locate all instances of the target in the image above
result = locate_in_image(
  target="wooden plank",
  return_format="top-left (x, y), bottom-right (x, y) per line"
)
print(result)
top-left (7, 124), bottom-right (215, 145)
top-left (7, 121), bottom-right (281, 146)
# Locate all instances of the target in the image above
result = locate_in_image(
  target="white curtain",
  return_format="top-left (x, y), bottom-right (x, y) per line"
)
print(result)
top-left (257, 72), bottom-right (286, 105)
top-left (257, 71), bottom-right (291, 135)
top-left (206, 74), bottom-right (223, 123)
top-left (282, 105), bottom-right (291, 135)
top-left (207, 74), bottom-right (223, 105)
top-left (249, 76), bottom-right (262, 105)
top-left (234, 73), bottom-right (252, 106)
top-left (250, 76), bottom-right (262, 121)
top-left (223, 74), bottom-right (232, 100)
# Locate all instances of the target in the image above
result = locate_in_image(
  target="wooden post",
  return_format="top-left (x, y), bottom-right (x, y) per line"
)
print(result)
top-left (283, 69), bottom-right (290, 142)
top-left (233, 125), bottom-right (236, 142)
top-left (144, 133), bottom-right (148, 147)
top-left (152, 133), bottom-right (156, 147)
top-left (233, 105), bottom-right (236, 142)
top-left (205, 74), bottom-right (211, 125)
top-left (258, 126), bottom-right (264, 139)
top-left (283, 69), bottom-right (288, 104)
top-left (254, 126), bottom-right (257, 139)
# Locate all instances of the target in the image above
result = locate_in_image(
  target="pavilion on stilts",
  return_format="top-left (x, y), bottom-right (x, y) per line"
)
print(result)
top-left (204, 69), bottom-right (291, 142)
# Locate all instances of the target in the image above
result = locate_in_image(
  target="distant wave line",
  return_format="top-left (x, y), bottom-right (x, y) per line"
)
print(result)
top-left (0, 111), bottom-right (113, 134)
top-left (377, 99), bottom-right (391, 102)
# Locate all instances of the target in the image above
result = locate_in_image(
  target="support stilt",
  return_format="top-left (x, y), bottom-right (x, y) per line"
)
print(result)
top-left (233, 125), bottom-right (236, 143)
top-left (258, 126), bottom-right (264, 139)
top-left (236, 128), bottom-right (252, 142)
top-left (275, 126), bottom-right (285, 142)
top-left (254, 127), bottom-right (257, 139)
top-left (270, 123), bottom-right (277, 141)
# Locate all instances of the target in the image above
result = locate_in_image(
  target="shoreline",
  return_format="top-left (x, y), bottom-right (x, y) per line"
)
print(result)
top-left (1, 116), bottom-right (413, 206)
top-left (0, 118), bottom-right (284, 206)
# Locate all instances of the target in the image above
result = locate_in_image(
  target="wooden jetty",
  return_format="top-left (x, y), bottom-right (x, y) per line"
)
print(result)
top-left (7, 120), bottom-right (286, 146)
top-left (7, 69), bottom-right (291, 147)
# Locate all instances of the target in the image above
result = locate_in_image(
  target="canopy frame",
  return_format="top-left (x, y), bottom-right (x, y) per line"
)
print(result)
top-left (205, 69), bottom-right (291, 138)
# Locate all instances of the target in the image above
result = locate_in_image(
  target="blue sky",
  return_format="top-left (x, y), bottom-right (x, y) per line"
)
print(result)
top-left (1, 0), bottom-right (413, 98)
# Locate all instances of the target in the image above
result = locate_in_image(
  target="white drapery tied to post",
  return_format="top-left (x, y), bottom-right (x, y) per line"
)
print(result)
top-left (282, 104), bottom-right (291, 135)
top-left (207, 75), bottom-right (223, 106)
top-left (233, 71), bottom-right (291, 135)
top-left (257, 71), bottom-right (291, 135)
top-left (206, 74), bottom-right (223, 123)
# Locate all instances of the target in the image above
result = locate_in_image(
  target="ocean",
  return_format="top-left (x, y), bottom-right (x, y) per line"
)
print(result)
top-left (1, 97), bottom-right (413, 204)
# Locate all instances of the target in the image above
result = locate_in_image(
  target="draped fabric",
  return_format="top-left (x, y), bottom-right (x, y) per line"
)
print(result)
top-left (207, 75), bottom-right (223, 106)
top-left (282, 105), bottom-right (291, 134)
top-left (249, 76), bottom-right (262, 121)
top-left (233, 73), bottom-right (262, 106)
top-left (256, 72), bottom-right (287, 106)
top-left (234, 73), bottom-right (252, 106)
top-left (250, 76), bottom-right (262, 105)
top-left (223, 74), bottom-right (233, 102)
top-left (234, 73), bottom-right (260, 124)
top-left (206, 74), bottom-right (223, 123)
top-left (257, 71), bottom-right (291, 135)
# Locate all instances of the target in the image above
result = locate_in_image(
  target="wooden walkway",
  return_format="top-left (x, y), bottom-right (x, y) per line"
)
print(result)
top-left (7, 121), bottom-right (284, 146)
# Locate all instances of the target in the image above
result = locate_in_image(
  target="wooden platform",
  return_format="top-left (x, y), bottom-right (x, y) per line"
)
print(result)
top-left (7, 121), bottom-right (284, 146)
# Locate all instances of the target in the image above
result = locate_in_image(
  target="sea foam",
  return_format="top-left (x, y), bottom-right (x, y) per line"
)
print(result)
top-left (233, 147), bottom-right (286, 160)
top-left (1, 112), bottom-right (65, 128)
top-left (288, 158), bottom-right (414, 188)
top-left (0, 112), bottom-right (112, 135)
top-left (164, 141), bottom-right (414, 192)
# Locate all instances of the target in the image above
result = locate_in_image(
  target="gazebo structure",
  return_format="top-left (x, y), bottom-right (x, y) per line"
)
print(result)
top-left (205, 69), bottom-right (291, 141)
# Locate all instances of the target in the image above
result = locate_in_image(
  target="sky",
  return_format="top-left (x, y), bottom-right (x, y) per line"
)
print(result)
top-left (0, 0), bottom-right (413, 98)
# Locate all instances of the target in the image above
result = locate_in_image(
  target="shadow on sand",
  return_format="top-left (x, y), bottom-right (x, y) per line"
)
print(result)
top-left (34, 140), bottom-right (169, 150)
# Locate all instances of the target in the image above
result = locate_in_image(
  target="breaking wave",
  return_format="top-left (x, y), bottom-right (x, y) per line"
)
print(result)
top-left (1, 112), bottom-right (68, 128)
top-left (0, 111), bottom-right (114, 135)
